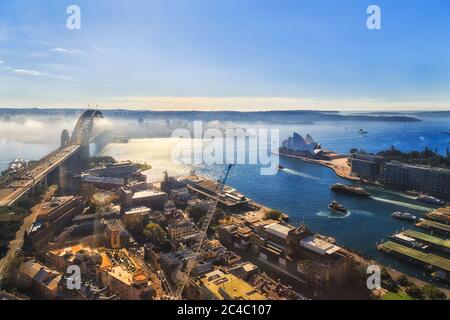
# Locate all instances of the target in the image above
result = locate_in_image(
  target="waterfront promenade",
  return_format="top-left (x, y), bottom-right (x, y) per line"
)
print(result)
top-left (278, 150), bottom-right (359, 181)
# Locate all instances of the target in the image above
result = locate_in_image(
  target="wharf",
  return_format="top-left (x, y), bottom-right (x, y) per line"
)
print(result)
top-left (425, 206), bottom-right (450, 225)
top-left (416, 219), bottom-right (450, 236)
top-left (378, 241), bottom-right (450, 273)
top-left (402, 230), bottom-right (450, 252)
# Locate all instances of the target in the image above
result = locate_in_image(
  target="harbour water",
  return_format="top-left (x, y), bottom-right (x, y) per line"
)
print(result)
top-left (1, 115), bottom-right (449, 282)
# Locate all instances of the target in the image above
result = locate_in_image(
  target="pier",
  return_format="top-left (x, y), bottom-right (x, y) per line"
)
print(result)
top-left (416, 219), bottom-right (450, 236)
top-left (402, 230), bottom-right (450, 253)
top-left (425, 206), bottom-right (450, 225)
top-left (378, 241), bottom-right (450, 273)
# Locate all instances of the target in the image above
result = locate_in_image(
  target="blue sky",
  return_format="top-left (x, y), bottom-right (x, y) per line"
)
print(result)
top-left (1, 0), bottom-right (450, 111)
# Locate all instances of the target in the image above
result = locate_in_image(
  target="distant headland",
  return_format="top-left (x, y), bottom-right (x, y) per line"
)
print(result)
top-left (0, 108), bottom-right (422, 123)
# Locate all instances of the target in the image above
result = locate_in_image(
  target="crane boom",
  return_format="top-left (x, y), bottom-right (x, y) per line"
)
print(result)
top-left (173, 164), bottom-right (233, 299)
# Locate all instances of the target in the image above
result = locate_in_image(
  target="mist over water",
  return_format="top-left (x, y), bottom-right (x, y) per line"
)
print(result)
top-left (100, 138), bottom-right (193, 183)
top-left (0, 116), bottom-right (150, 170)
top-left (0, 117), bottom-right (77, 144)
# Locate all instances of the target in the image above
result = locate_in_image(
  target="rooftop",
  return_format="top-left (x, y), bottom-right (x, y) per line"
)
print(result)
top-left (132, 190), bottom-right (167, 200)
top-left (199, 270), bottom-right (265, 300)
top-left (37, 196), bottom-right (76, 219)
top-left (387, 161), bottom-right (450, 173)
top-left (20, 260), bottom-right (62, 292)
top-left (264, 223), bottom-right (293, 240)
top-left (300, 235), bottom-right (342, 255)
top-left (81, 175), bottom-right (125, 185)
top-left (125, 207), bottom-right (151, 215)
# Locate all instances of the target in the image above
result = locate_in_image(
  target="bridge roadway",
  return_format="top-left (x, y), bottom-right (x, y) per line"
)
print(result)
top-left (0, 144), bottom-right (80, 207)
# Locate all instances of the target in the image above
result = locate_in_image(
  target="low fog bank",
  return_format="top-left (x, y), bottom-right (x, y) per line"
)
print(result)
top-left (0, 116), bottom-right (141, 144)
top-left (0, 117), bottom-right (78, 144)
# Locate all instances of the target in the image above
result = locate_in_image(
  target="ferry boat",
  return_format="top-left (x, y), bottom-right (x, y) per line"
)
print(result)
top-left (391, 212), bottom-right (422, 222)
top-left (406, 190), bottom-right (421, 197)
top-left (358, 129), bottom-right (368, 135)
top-left (416, 195), bottom-right (444, 205)
top-left (331, 183), bottom-right (370, 197)
top-left (328, 201), bottom-right (348, 214)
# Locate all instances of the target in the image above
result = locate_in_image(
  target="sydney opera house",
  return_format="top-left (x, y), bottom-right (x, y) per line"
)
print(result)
top-left (280, 133), bottom-right (323, 157)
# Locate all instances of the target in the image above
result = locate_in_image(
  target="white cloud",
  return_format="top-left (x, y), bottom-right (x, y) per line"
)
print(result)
top-left (30, 52), bottom-right (49, 58)
top-left (12, 68), bottom-right (69, 80)
top-left (52, 47), bottom-right (82, 55)
top-left (13, 69), bottom-right (46, 76)
top-left (0, 60), bottom-right (4, 64)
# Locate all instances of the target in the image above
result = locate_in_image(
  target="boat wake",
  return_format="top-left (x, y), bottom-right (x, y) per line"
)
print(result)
top-left (350, 209), bottom-right (375, 217)
top-left (366, 187), bottom-right (417, 200)
top-left (371, 197), bottom-right (432, 212)
top-left (316, 210), bottom-right (351, 219)
top-left (281, 168), bottom-right (323, 182)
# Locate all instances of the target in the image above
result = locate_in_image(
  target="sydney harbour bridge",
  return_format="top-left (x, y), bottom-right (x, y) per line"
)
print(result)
top-left (0, 110), bottom-right (110, 207)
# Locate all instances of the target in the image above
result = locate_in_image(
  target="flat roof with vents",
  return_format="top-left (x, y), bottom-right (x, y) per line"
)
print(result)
top-left (300, 235), bottom-right (341, 255)
top-left (264, 223), bottom-right (293, 240)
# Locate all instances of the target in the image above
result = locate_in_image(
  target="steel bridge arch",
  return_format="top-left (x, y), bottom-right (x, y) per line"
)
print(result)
top-left (71, 110), bottom-right (104, 145)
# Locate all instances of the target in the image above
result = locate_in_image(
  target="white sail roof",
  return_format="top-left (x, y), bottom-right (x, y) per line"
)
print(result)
top-left (305, 134), bottom-right (315, 145)
top-left (282, 132), bottom-right (318, 153)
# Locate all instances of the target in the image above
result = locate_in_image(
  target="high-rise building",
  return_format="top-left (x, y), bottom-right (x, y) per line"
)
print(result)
top-left (106, 220), bottom-right (122, 249)
top-left (383, 161), bottom-right (450, 196)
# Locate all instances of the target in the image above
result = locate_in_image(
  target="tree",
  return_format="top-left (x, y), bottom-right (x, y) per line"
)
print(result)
top-left (405, 285), bottom-right (424, 300)
top-left (143, 223), bottom-right (166, 243)
top-left (381, 268), bottom-right (399, 293)
top-left (124, 214), bottom-right (144, 235)
top-left (160, 239), bottom-right (174, 254)
top-left (422, 284), bottom-right (446, 300)
top-left (397, 274), bottom-right (411, 287)
top-left (188, 204), bottom-right (208, 223)
top-left (264, 209), bottom-right (283, 221)
top-left (409, 151), bottom-right (420, 159)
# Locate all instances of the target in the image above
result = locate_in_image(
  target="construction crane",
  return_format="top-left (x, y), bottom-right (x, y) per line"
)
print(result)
top-left (162, 164), bottom-right (233, 300)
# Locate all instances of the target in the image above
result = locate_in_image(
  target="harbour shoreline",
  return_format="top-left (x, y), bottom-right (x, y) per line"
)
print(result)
top-left (276, 150), bottom-right (359, 181)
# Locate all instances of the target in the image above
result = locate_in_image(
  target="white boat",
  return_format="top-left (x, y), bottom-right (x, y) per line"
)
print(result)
top-left (391, 212), bottom-right (422, 222)
top-left (416, 195), bottom-right (444, 205)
